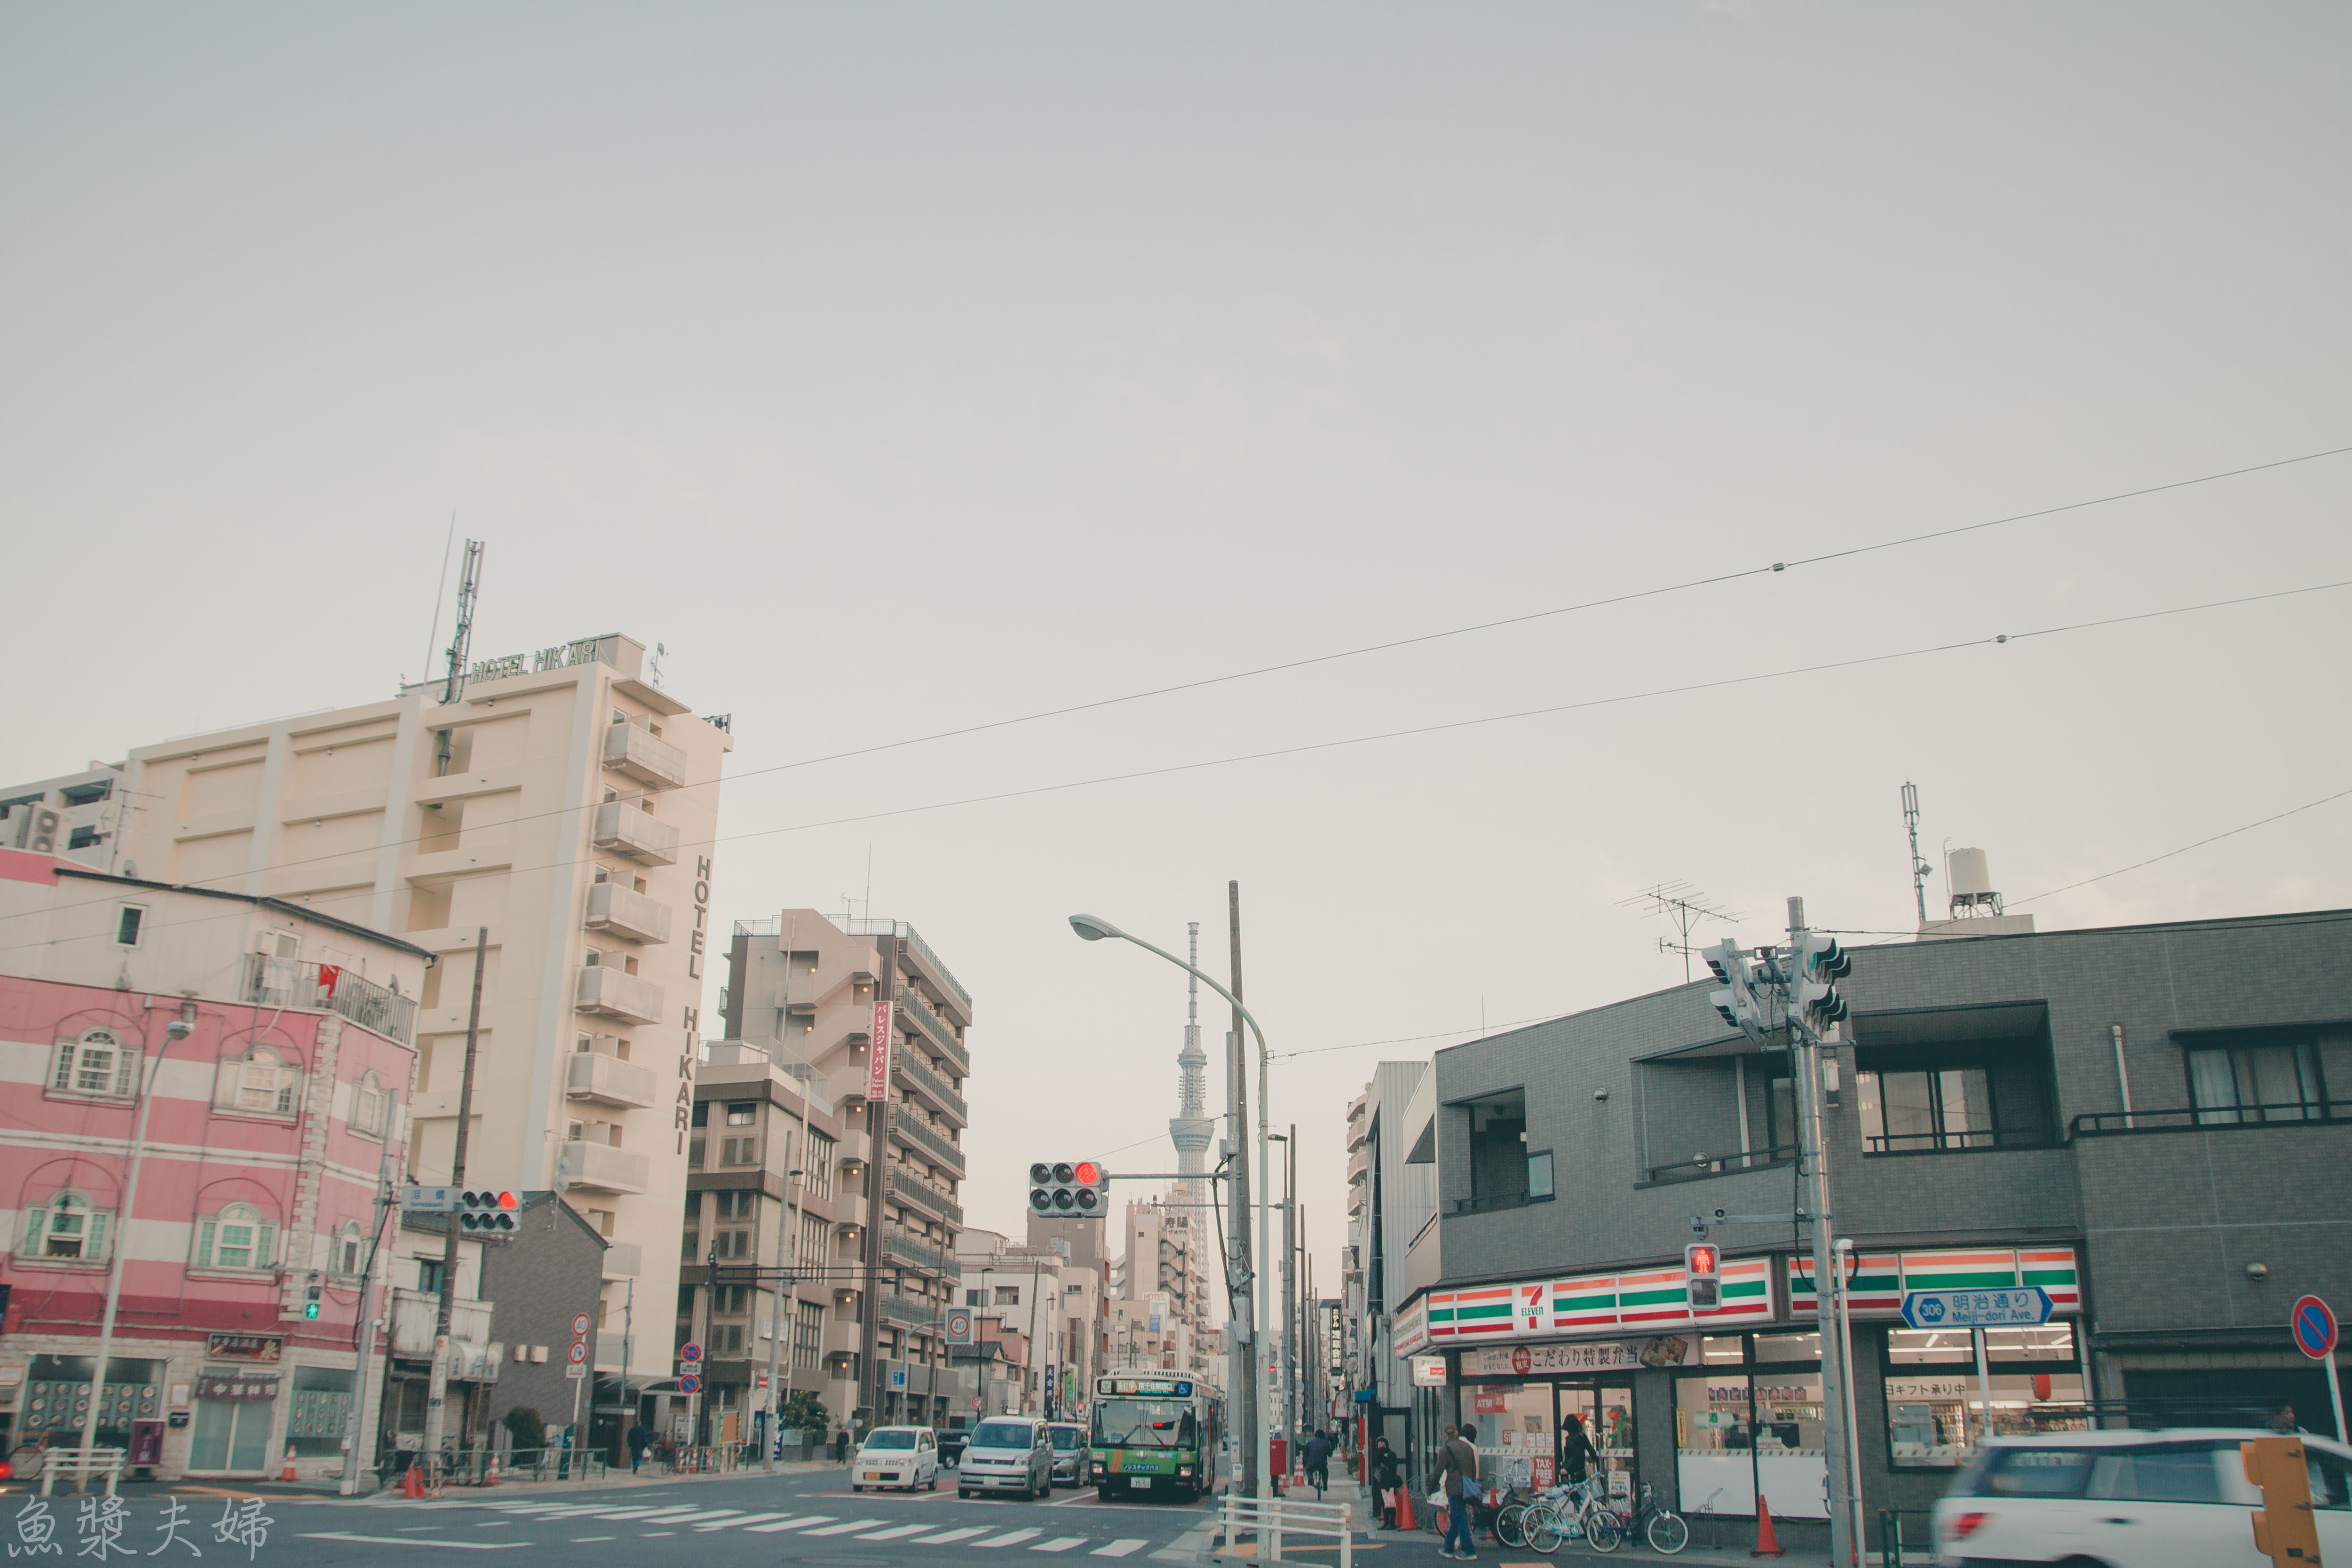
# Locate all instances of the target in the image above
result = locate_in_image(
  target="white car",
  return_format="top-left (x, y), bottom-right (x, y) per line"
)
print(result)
top-left (851, 1425), bottom-right (940, 1491)
top-left (1934, 1427), bottom-right (2352, 1566)
top-left (958, 1416), bottom-right (1055, 1499)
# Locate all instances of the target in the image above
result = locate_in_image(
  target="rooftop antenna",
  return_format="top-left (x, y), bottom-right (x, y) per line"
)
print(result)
top-left (420, 513), bottom-right (456, 689)
top-left (440, 539), bottom-right (484, 706)
top-left (649, 642), bottom-right (667, 689)
top-left (1902, 782), bottom-right (1934, 928)
top-left (1621, 881), bottom-right (1742, 982)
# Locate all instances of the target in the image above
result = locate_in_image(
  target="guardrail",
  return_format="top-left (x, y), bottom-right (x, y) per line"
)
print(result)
top-left (1878, 1507), bottom-right (1938, 1566)
top-left (1214, 1495), bottom-right (1352, 1565)
top-left (37, 1448), bottom-right (123, 1497)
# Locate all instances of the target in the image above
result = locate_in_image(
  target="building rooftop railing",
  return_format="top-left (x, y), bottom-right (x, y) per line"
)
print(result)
top-left (847, 918), bottom-right (973, 1014)
top-left (734, 918), bottom-right (781, 938)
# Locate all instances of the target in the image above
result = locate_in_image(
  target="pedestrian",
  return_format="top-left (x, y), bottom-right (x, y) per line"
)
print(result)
top-left (1558, 1412), bottom-right (1598, 1484)
top-left (1370, 1437), bottom-right (1402, 1529)
top-left (626, 1419), bottom-right (650, 1474)
top-left (2272, 1405), bottom-right (2300, 1433)
top-left (1440, 1421), bottom-right (1481, 1561)
top-left (834, 1425), bottom-right (851, 1463)
top-left (1304, 1429), bottom-right (1333, 1497)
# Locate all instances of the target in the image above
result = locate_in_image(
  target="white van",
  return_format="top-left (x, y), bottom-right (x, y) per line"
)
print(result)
top-left (851, 1425), bottom-right (940, 1491)
top-left (958, 1416), bottom-right (1054, 1499)
top-left (1934, 1428), bottom-right (2352, 1565)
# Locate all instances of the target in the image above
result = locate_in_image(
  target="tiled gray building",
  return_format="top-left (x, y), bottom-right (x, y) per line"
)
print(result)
top-left (1363, 907), bottom-right (2352, 1554)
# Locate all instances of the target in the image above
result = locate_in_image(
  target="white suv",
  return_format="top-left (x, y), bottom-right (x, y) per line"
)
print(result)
top-left (1935, 1427), bottom-right (2352, 1566)
top-left (958, 1416), bottom-right (1054, 1499)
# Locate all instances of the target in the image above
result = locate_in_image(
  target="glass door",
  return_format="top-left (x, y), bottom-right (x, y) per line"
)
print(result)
top-left (1555, 1382), bottom-right (1638, 1504)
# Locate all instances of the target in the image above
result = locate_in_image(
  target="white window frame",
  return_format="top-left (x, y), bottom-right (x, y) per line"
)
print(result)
top-left (115, 904), bottom-right (146, 948)
top-left (22, 1192), bottom-right (113, 1264)
top-left (350, 1071), bottom-right (387, 1138)
top-left (215, 1045), bottom-right (300, 1117)
top-left (192, 1202), bottom-right (278, 1273)
top-left (50, 1029), bottom-right (140, 1101)
top-left (334, 1221), bottom-right (366, 1278)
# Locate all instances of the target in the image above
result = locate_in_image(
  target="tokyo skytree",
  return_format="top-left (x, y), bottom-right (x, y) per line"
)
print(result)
top-left (1169, 921), bottom-right (1215, 1205)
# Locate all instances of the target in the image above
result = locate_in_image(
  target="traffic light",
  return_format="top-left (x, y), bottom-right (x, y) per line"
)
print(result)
top-left (1790, 934), bottom-right (1851, 1029)
top-left (1685, 1243), bottom-right (1721, 1310)
top-left (1703, 941), bottom-right (1771, 1046)
top-left (1028, 1160), bottom-right (1111, 1218)
top-left (2242, 1437), bottom-right (2323, 1567)
top-left (458, 1190), bottom-right (520, 1233)
top-left (303, 1271), bottom-right (322, 1320)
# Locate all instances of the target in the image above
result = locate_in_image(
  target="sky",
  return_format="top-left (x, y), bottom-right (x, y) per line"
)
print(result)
top-left (4, 4), bottom-right (2349, 1306)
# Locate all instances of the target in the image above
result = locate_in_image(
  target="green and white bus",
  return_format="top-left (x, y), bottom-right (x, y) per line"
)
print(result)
top-left (1088, 1375), bottom-right (1223, 1501)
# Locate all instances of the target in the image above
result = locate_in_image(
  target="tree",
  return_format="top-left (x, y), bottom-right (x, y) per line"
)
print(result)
top-left (502, 1407), bottom-right (546, 1452)
top-left (778, 1390), bottom-right (828, 1435)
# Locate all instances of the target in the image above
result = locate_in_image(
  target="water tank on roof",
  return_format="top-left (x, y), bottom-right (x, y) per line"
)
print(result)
top-left (1949, 848), bottom-right (1993, 899)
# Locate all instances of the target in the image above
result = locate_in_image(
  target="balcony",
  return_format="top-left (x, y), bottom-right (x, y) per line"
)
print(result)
top-left (559, 1138), bottom-right (650, 1194)
top-left (585, 882), bottom-right (672, 945)
top-left (890, 1110), bottom-right (967, 1179)
top-left (845, 918), bottom-right (973, 1022)
top-left (896, 991), bottom-right (969, 1075)
top-left (576, 963), bottom-right (664, 1025)
top-left (2069, 1101), bottom-right (2351, 1137)
top-left (1347, 1146), bottom-right (1370, 1183)
top-left (893, 1048), bottom-right (967, 1125)
top-left (391, 1288), bottom-right (490, 1356)
top-left (592, 800), bottom-right (679, 865)
top-left (242, 953), bottom-right (417, 1046)
top-left (891, 1168), bottom-right (963, 1227)
top-left (603, 721), bottom-right (689, 789)
top-left (884, 1229), bottom-right (959, 1278)
top-left (882, 1294), bottom-right (943, 1331)
top-left (567, 1049), bottom-right (658, 1108)
top-left (601, 1241), bottom-right (643, 1280)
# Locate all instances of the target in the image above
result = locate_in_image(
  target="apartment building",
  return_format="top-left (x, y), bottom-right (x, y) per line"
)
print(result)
top-left (1123, 1199), bottom-right (1215, 1383)
top-left (0, 767), bottom-right (126, 871)
top-left (958, 1228), bottom-right (1102, 1419)
top-left (6, 633), bottom-right (734, 1390)
top-left (721, 909), bottom-right (973, 1429)
top-left (0, 848), bottom-right (427, 1479)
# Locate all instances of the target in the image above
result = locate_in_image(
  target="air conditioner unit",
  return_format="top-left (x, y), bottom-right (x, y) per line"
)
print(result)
top-left (7, 805), bottom-right (63, 855)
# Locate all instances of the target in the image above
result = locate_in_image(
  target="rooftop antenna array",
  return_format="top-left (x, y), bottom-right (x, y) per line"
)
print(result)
top-left (440, 539), bottom-right (485, 707)
top-left (1902, 781), bottom-right (1934, 927)
top-left (1622, 881), bottom-right (1742, 982)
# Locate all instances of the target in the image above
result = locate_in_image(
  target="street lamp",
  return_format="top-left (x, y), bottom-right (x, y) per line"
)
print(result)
top-left (1068, 912), bottom-right (1275, 1507)
top-left (82, 1017), bottom-right (195, 1465)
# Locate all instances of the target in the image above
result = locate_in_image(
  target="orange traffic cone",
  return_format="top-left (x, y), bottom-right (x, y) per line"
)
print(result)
top-left (485, 1451), bottom-right (500, 1487)
top-left (404, 1460), bottom-right (424, 1499)
top-left (1395, 1484), bottom-right (1417, 1532)
top-left (281, 1445), bottom-right (299, 1483)
top-left (1750, 1497), bottom-right (1785, 1557)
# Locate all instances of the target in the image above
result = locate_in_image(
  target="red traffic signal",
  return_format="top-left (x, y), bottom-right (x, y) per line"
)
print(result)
top-left (1027, 1160), bottom-right (1111, 1218)
top-left (459, 1190), bottom-right (522, 1232)
top-left (1073, 1161), bottom-right (1101, 1186)
top-left (1686, 1243), bottom-right (1722, 1309)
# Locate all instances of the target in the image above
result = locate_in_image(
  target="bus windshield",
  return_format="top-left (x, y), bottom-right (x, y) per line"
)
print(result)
top-left (1093, 1399), bottom-right (1197, 1450)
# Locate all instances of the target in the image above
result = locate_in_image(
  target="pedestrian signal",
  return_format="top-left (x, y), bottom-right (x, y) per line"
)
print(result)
top-left (1686, 1243), bottom-right (1722, 1309)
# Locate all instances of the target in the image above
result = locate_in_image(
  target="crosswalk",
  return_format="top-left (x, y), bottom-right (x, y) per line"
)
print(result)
top-left (452, 1500), bottom-right (1158, 1556)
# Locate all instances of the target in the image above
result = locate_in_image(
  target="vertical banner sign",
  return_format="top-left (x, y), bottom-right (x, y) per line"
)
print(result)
top-left (867, 995), bottom-right (892, 1101)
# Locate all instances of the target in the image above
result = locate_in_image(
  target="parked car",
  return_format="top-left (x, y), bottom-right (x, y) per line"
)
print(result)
top-left (1935, 1427), bottom-right (2352, 1566)
top-left (850, 1425), bottom-right (940, 1492)
top-left (959, 1416), bottom-right (1054, 1499)
top-left (1048, 1422), bottom-right (1089, 1488)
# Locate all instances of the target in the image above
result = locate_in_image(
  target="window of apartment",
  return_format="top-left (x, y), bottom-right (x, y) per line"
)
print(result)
top-left (792, 1302), bottom-right (825, 1371)
top-left (216, 1045), bottom-right (300, 1117)
top-left (418, 1259), bottom-right (446, 1294)
top-left (194, 1204), bottom-right (278, 1272)
top-left (714, 1228), bottom-right (752, 1259)
top-left (713, 1284), bottom-right (749, 1315)
top-left (687, 1137), bottom-right (705, 1170)
top-left (21, 1193), bottom-right (110, 1262)
top-left (713, 1324), bottom-right (744, 1355)
top-left (1527, 1149), bottom-right (1555, 1199)
top-left (995, 1286), bottom-right (1021, 1307)
top-left (1858, 1068), bottom-right (1994, 1152)
top-left (335, 1221), bottom-right (365, 1277)
top-left (1456, 1087), bottom-right (1541, 1214)
top-left (721, 1136), bottom-right (760, 1166)
top-left (69, 826), bottom-right (100, 852)
top-left (2186, 1033), bottom-right (2329, 1124)
top-left (716, 1190), bottom-right (755, 1220)
top-left (805, 1131), bottom-right (836, 1199)
top-left (726, 1102), bottom-right (757, 1126)
top-left (690, 1101), bottom-right (710, 1128)
top-left (51, 1030), bottom-right (139, 1100)
top-left (350, 1071), bottom-right (387, 1138)
top-left (115, 906), bottom-right (145, 947)
top-left (799, 1212), bottom-right (828, 1270)
top-left (966, 1290), bottom-right (984, 1307)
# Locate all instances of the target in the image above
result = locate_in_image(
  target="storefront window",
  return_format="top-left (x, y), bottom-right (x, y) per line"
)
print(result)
top-left (1751, 1369), bottom-right (1827, 1519)
top-left (287, 1367), bottom-right (355, 1457)
top-left (1699, 1336), bottom-right (1747, 1366)
top-left (1884, 1324), bottom-right (2087, 1467)
top-left (1470, 1383), bottom-right (1556, 1489)
top-left (1676, 1373), bottom-right (1755, 1516)
top-left (1754, 1331), bottom-right (1820, 1363)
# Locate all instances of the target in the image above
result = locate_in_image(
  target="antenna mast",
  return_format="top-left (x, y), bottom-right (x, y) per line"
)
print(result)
top-left (1622, 882), bottom-right (1741, 982)
top-left (440, 539), bottom-right (484, 706)
top-left (1902, 781), bottom-right (1932, 928)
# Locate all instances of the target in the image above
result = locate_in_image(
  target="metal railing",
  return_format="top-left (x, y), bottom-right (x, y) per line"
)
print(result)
top-left (1215, 1495), bottom-right (1353, 1565)
top-left (1878, 1508), bottom-right (1938, 1566)
top-left (847, 919), bottom-right (973, 1014)
top-left (1866, 1126), bottom-right (2058, 1154)
top-left (891, 1168), bottom-right (964, 1226)
top-left (883, 1229), bottom-right (959, 1277)
top-left (894, 1047), bottom-right (968, 1124)
top-left (891, 1110), bottom-right (968, 1177)
top-left (2071, 1100), bottom-right (2349, 1136)
top-left (37, 1448), bottom-right (122, 1497)
top-left (882, 1294), bottom-right (943, 1330)
top-left (243, 954), bottom-right (418, 1046)
top-left (1643, 1144), bottom-right (1797, 1184)
top-left (896, 990), bottom-right (970, 1074)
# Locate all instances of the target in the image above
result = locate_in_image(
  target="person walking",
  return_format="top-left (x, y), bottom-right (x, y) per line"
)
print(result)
top-left (626, 1419), bottom-right (650, 1474)
top-left (1558, 1412), bottom-right (1599, 1485)
top-left (1440, 1421), bottom-right (1481, 1561)
top-left (1370, 1437), bottom-right (1402, 1529)
top-left (834, 1425), bottom-right (851, 1464)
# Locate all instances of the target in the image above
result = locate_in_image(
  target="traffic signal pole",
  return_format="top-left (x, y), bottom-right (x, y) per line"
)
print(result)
top-left (1788, 898), bottom-right (1858, 1568)
top-left (1227, 884), bottom-right (1261, 1505)
top-left (423, 927), bottom-right (488, 1470)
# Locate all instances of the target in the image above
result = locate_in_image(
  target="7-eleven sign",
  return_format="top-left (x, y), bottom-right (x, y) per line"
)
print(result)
top-left (1520, 1283), bottom-right (1545, 1332)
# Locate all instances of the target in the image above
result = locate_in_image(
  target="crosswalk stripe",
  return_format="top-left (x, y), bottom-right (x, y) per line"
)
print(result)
top-left (659, 1511), bottom-right (743, 1525)
top-left (570, 1509), bottom-right (670, 1520)
top-left (1030, 1538), bottom-right (1089, 1553)
top-left (614, 1508), bottom-right (701, 1520)
top-left (974, 1527), bottom-right (1045, 1547)
top-left (1092, 1541), bottom-right (1149, 1557)
top-left (803, 1520), bottom-right (888, 1536)
top-left (743, 1516), bottom-right (835, 1533)
top-left (913, 1527), bottom-right (989, 1544)
top-left (851, 1525), bottom-right (932, 1541)
top-left (699, 1513), bottom-right (792, 1530)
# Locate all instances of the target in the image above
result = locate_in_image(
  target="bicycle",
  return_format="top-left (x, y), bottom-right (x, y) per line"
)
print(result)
top-left (1523, 1475), bottom-right (1622, 1552)
top-left (1584, 1479), bottom-right (1687, 1555)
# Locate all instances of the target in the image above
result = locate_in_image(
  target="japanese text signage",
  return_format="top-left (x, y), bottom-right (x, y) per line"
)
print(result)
top-left (1470, 1337), bottom-right (1699, 1377)
top-left (1900, 1287), bottom-right (2053, 1330)
top-left (867, 995), bottom-right (892, 1102)
top-left (204, 1335), bottom-right (282, 1363)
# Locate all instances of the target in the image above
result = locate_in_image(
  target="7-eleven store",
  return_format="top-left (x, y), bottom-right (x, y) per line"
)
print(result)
top-left (1393, 1245), bottom-right (2084, 1528)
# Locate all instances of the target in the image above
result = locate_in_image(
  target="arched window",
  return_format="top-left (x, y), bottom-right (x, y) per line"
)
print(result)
top-left (351, 1071), bottom-right (386, 1137)
top-left (215, 1045), bottom-right (299, 1116)
top-left (335, 1220), bottom-right (365, 1278)
top-left (50, 1029), bottom-right (138, 1100)
top-left (193, 1203), bottom-right (276, 1271)
top-left (21, 1192), bottom-right (111, 1262)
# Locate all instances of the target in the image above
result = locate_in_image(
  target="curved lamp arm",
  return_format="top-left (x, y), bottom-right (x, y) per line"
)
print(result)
top-left (1068, 914), bottom-right (1267, 1059)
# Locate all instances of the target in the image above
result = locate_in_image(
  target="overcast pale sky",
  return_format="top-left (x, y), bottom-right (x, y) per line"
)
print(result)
top-left (5, 4), bottom-right (2348, 1288)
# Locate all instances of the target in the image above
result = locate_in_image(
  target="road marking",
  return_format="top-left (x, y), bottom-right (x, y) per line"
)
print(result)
top-left (975, 1528), bottom-right (1045, 1547)
top-left (299, 1534), bottom-right (529, 1551)
top-left (659, 1511), bottom-right (744, 1524)
top-left (619, 1508), bottom-right (703, 1520)
top-left (570, 1537), bottom-right (615, 1543)
top-left (1094, 1542), bottom-right (1150, 1557)
top-left (852, 1524), bottom-right (933, 1540)
top-left (699, 1513), bottom-right (792, 1529)
top-left (802, 1519), bottom-right (889, 1536)
top-left (640, 1530), bottom-right (675, 1536)
top-left (475, 1522), bottom-right (512, 1528)
top-left (572, 1508), bottom-right (671, 1519)
top-left (744, 1515), bottom-right (837, 1532)
top-left (1031, 1538), bottom-right (1090, 1553)
top-left (914, 1527), bottom-right (990, 1544)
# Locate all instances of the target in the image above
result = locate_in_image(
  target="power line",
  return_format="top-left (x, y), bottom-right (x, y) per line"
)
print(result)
top-left (2011, 786), bottom-right (2352, 907)
top-left (17, 576), bottom-right (2340, 960)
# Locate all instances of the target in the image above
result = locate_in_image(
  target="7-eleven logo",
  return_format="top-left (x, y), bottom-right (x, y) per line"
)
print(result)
top-left (1521, 1284), bottom-right (1544, 1329)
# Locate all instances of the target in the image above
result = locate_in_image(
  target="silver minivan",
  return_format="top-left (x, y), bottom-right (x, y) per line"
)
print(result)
top-left (958, 1416), bottom-right (1054, 1500)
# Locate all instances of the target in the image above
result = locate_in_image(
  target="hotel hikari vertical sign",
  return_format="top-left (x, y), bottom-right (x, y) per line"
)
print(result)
top-left (867, 994), bottom-right (892, 1101)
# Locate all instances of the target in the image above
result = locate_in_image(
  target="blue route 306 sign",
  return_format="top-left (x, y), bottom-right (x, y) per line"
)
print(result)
top-left (1901, 1286), bottom-right (2054, 1330)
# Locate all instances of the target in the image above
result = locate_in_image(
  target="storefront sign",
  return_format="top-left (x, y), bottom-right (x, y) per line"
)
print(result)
top-left (204, 1335), bottom-right (282, 1363)
top-left (867, 996), bottom-right (893, 1101)
top-left (1407, 1258), bottom-right (1770, 1357)
top-left (1410, 1355), bottom-right (1448, 1388)
top-left (1901, 1287), bottom-right (2053, 1330)
top-left (1469, 1337), bottom-right (1699, 1377)
top-left (194, 1373), bottom-right (278, 1402)
top-left (1792, 1247), bottom-right (2079, 1319)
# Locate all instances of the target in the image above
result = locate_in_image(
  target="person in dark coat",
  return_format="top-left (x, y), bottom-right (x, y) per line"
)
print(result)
top-left (1559, 1413), bottom-right (1599, 1484)
top-left (626, 1420), bottom-right (651, 1473)
top-left (1370, 1438), bottom-right (1402, 1529)
top-left (835, 1425), bottom-right (851, 1462)
top-left (1303, 1430), bottom-right (1333, 1496)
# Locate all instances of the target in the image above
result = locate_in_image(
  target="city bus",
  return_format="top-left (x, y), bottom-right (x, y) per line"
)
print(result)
top-left (1088, 1375), bottom-right (1223, 1501)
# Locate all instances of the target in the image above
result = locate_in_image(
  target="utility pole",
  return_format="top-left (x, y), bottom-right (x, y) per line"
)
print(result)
top-left (423, 927), bottom-right (488, 1473)
top-left (1226, 881), bottom-right (1260, 1502)
top-left (341, 1090), bottom-right (401, 1495)
top-left (1788, 896), bottom-right (1857, 1568)
top-left (1281, 1126), bottom-right (1297, 1444)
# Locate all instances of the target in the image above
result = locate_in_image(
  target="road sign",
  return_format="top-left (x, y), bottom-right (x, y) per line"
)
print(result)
top-left (678, 1373), bottom-right (701, 1394)
top-left (680, 1342), bottom-right (702, 1364)
top-left (400, 1184), bottom-right (456, 1213)
top-left (565, 1363), bottom-right (585, 1380)
top-left (945, 1309), bottom-right (975, 1344)
top-left (2293, 1296), bottom-right (2338, 1360)
top-left (1901, 1287), bottom-right (2052, 1330)
top-left (754, 1372), bottom-right (769, 1393)
top-left (571, 1312), bottom-right (594, 1338)
top-left (567, 1340), bottom-right (589, 1364)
